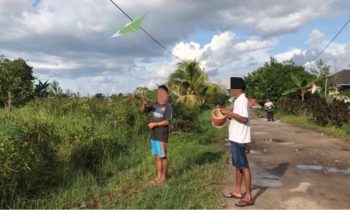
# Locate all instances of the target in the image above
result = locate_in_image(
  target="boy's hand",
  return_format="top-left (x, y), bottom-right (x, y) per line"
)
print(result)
top-left (142, 97), bottom-right (148, 105)
top-left (148, 122), bottom-right (157, 129)
top-left (219, 108), bottom-right (231, 115)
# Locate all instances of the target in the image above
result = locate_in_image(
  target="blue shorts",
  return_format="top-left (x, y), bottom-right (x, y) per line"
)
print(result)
top-left (231, 141), bottom-right (249, 169)
top-left (151, 140), bottom-right (167, 159)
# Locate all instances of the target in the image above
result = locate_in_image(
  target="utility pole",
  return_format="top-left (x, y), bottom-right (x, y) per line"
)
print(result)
top-left (325, 78), bottom-right (328, 98)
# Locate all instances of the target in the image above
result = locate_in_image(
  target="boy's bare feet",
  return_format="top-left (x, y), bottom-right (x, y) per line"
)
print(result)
top-left (223, 192), bottom-right (243, 199)
top-left (158, 177), bottom-right (166, 183)
top-left (148, 177), bottom-right (160, 185)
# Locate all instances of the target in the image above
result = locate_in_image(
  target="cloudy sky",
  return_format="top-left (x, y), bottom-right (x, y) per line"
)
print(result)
top-left (1, 0), bottom-right (349, 95)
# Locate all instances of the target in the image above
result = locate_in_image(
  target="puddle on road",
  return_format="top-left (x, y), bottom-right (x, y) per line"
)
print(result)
top-left (296, 164), bottom-right (323, 170)
top-left (264, 138), bottom-right (285, 143)
top-left (253, 131), bottom-right (268, 135)
top-left (247, 148), bottom-right (266, 155)
top-left (324, 167), bottom-right (350, 174)
top-left (263, 138), bottom-right (295, 145)
top-left (294, 130), bottom-right (306, 134)
top-left (296, 164), bottom-right (350, 174)
top-left (253, 171), bottom-right (283, 187)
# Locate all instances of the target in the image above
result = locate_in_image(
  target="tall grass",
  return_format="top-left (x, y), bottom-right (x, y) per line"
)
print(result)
top-left (277, 113), bottom-right (350, 142)
top-left (0, 98), bottom-right (227, 208)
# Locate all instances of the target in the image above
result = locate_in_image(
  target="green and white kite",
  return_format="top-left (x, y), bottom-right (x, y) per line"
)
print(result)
top-left (111, 15), bottom-right (145, 38)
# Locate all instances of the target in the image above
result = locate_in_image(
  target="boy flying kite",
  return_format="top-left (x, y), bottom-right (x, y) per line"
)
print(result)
top-left (141, 85), bottom-right (173, 185)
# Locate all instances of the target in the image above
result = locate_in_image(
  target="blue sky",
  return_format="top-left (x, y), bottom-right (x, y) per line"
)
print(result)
top-left (0, 0), bottom-right (349, 95)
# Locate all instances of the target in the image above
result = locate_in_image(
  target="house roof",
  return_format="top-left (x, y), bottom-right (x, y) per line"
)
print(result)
top-left (329, 70), bottom-right (350, 85)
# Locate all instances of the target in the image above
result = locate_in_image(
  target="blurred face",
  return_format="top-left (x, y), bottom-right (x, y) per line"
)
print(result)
top-left (157, 88), bottom-right (169, 105)
top-left (227, 89), bottom-right (242, 97)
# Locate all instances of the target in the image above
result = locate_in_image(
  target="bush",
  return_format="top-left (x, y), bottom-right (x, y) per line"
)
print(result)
top-left (171, 103), bottom-right (201, 132)
top-left (277, 95), bottom-right (350, 127)
top-left (276, 98), bottom-right (306, 116)
top-left (307, 96), bottom-right (349, 126)
top-left (0, 112), bottom-right (61, 205)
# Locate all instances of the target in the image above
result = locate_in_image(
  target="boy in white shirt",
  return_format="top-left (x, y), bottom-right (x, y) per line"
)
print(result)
top-left (220, 77), bottom-right (253, 207)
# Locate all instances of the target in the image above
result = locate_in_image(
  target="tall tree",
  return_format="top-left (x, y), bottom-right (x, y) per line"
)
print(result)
top-left (311, 59), bottom-right (331, 97)
top-left (0, 56), bottom-right (35, 110)
top-left (167, 60), bottom-right (222, 106)
top-left (245, 57), bottom-right (315, 102)
top-left (34, 80), bottom-right (51, 98)
top-left (282, 73), bottom-right (316, 101)
top-left (49, 80), bottom-right (63, 96)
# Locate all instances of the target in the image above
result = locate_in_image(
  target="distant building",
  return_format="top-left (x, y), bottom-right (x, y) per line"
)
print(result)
top-left (329, 69), bottom-right (350, 90)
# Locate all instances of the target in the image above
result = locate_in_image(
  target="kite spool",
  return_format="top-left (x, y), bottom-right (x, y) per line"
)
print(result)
top-left (211, 108), bottom-right (227, 128)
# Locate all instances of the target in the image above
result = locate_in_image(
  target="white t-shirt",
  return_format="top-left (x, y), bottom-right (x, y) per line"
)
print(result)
top-left (229, 93), bottom-right (251, 144)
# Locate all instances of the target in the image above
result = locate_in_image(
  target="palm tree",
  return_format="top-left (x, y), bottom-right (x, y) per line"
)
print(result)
top-left (282, 73), bottom-right (316, 101)
top-left (167, 60), bottom-right (221, 106)
top-left (49, 80), bottom-right (63, 96)
top-left (34, 80), bottom-right (51, 98)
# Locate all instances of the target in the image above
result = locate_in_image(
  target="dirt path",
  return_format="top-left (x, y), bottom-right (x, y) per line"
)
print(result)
top-left (221, 112), bottom-right (350, 209)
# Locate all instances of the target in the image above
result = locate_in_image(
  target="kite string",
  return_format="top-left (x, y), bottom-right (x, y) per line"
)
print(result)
top-left (310, 18), bottom-right (350, 62)
top-left (109, 0), bottom-right (177, 57)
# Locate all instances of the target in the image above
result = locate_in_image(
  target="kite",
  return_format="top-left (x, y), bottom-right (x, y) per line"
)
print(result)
top-left (32, 0), bottom-right (40, 8)
top-left (310, 83), bottom-right (317, 94)
top-left (111, 15), bottom-right (145, 38)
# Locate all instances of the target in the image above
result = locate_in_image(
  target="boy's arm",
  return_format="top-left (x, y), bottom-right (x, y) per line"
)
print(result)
top-left (141, 98), bottom-right (153, 112)
top-left (148, 120), bottom-right (170, 129)
top-left (148, 105), bottom-right (172, 129)
top-left (220, 108), bottom-right (248, 124)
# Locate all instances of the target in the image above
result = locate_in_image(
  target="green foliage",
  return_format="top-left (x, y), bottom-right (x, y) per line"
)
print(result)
top-left (0, 56), bottom-right (35, 109)
top-left (167, 60), bottom-right (224, 107)
top-left (0, 97), bottom-right (226, 208)
top-left (282, 73), bottom-right (316, 101)
top-left (34, 80), bottom-right (51, 98)
top-left (171, 103), bottom-right (201, 132)
top-left (245, 57), bottom-right (315, 102)
top-left (0, 107), bottom-right (61, 202)
top-left (340, 88), bottom-right (350, 97)
top-left (278, 114), bottom-right (350, 142)
top-left (311, 59), bottom-right (331, 96)
top-left (277, 95), bottom-right (350, 127)
top-left (306, 95), bottom-right (349, 126)
top-left (49, 80), bottom-right (63, 96)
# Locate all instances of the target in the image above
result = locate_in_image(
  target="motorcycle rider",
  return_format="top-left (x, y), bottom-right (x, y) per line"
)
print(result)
top-left (264, 99), bottom-right (274, 122)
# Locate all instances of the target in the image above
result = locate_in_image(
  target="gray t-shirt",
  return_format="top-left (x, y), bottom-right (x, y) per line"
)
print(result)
top-left (145, 103), bottom-right (173, 142)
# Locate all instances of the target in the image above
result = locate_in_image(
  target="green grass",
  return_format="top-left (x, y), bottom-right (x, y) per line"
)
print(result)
top-left (277, 112), bottom-right (350, 142)
top-left (252, 108), bottom-right (265, 118)
top-left (1, 99), bottom-right (228, 208)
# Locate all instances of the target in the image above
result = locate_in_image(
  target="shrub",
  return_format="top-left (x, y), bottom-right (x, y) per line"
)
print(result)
top-left (171, 103), bottom-right (201, 132)
top-left (306, 96), bottom-right (349, 127)
top-left (277, 95), bottom-right (350, 127)
top-left (0, 112), bottom-right (61, 205)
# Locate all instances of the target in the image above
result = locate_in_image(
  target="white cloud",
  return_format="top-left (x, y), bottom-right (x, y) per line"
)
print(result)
top-left (173, 42), bottom-right (202, 60)
top-left (275, 48), bottom-right (304, 62)
top-left (279, 29), bottom-right (350, 72)
top-left (1, 0), bottom-right (349, 94)
top-left (234, 38), bottom-right (279, 52)
top-left (308, 29), bottom-right (326, 49)
top-left (147, 31), bottom-right (276, 87)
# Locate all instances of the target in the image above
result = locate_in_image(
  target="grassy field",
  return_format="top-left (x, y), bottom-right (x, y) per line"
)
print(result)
top-left (252, 108), bottom-right (350, 142)
top-left (0, 98), bottom-right (228, 208)
top-left (277, 113), bottom-right (350, 142)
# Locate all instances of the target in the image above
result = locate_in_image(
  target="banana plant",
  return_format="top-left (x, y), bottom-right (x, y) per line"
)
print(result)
top-left (282, 73), bottom-right (317, 101)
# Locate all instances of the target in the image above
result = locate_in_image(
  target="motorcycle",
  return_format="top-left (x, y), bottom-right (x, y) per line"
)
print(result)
top-left (265, 106), bottom-right (274, 122)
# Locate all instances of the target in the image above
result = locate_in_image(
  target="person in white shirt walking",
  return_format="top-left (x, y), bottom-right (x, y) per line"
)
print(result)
top-left (220, 77), bottom-right (254, 207)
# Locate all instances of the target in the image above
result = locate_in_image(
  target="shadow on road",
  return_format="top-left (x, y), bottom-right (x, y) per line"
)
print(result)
top-left (252, 162), bottom-right (289, 201)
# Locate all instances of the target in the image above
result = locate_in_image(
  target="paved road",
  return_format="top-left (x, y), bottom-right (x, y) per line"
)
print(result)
top-left (221, 112), bottom-right (350, 209)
